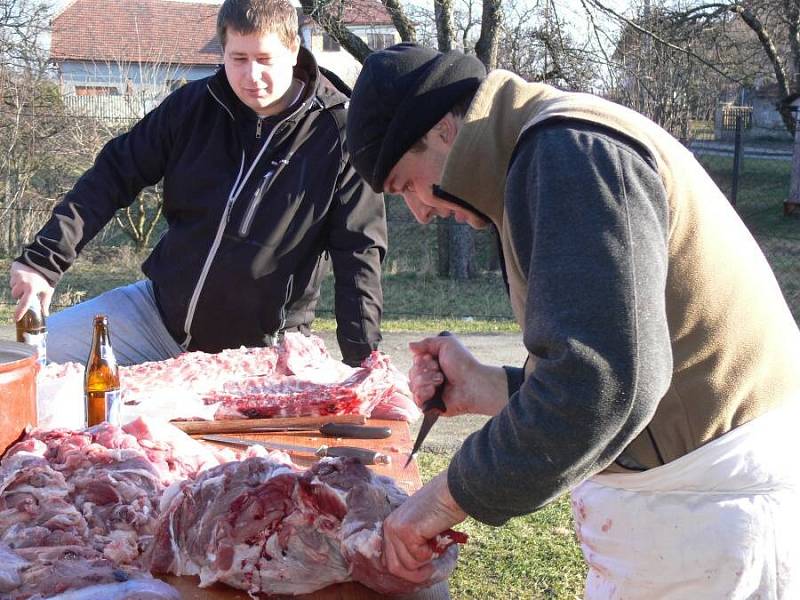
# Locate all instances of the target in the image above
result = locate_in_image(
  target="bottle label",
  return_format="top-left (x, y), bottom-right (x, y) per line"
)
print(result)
top-left (105, 390), bottom-right (122, 426)
top-left (22, 332), bottom-right (47, 366)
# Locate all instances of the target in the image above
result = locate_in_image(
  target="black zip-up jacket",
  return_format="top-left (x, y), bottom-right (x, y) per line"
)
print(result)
top-left (17, 48), bottom-right (387, 365)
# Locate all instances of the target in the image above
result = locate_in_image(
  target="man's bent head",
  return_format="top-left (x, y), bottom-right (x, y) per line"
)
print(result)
top-left (346, 43), bottom-right (486, 194)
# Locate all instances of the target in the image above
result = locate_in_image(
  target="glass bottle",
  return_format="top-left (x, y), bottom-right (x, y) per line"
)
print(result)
top-left (84, 315), bottom-right (121, 427)
top-left (16, 300), bottom-right (46, 366)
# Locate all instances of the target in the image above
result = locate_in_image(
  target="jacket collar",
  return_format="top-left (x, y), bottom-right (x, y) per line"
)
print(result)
top-left (206, 46), bottom-right (346, 122)
top-left (438, 71), bottom-right (561, 226)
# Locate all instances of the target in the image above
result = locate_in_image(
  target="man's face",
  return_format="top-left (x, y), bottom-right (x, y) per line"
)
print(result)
top-left (224, 29), bottom-right (299, 116)
top-left (384, 125), bottom-right (489, 230)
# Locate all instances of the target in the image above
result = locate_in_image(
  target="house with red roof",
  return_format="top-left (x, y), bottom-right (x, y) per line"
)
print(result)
top-left (50, 0), bottom-right (397, 118)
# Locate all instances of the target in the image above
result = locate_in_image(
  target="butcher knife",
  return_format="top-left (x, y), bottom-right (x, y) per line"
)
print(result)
top-left (249, 423), bottom-right (392, 439)
top-left (405, 331), bottom-right (452, 468)
top-left (202, 434), bottom-right (391, 465)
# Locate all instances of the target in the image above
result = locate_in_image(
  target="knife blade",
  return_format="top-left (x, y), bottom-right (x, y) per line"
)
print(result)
top-left (202, 434), bottom-right (391, 465)
top-left (246, 423), bottom-right (392, 439)
top-left (405, 331), bottom-right (452, 468)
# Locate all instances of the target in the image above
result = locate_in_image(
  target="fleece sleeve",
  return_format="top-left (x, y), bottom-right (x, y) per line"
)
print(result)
top-left (327, 151), bottom-right (387, 366)
top-left (448, 121), bottom-right (673, 525)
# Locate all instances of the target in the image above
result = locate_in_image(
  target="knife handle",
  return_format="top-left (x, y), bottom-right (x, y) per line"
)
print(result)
top-left (422, 330), bottom-right (452, 413)
top-left (319, 423), bottom-right (392, 439)
top-left (317, 445), bottom-right (391, 465)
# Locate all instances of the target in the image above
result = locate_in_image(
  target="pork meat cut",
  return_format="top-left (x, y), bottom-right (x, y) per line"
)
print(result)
top-left (0, 418), bottom-right (247, 599)
top-left (147, 456), bottom-right (464, 596)
top-left (37, 333), bottom-right (421, 427)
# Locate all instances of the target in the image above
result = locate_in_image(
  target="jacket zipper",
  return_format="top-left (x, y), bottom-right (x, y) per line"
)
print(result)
top-left (278, 274), bottom-right (294, 333)
top-left (181, 87), bottom-right (302, 349)
top-left (238, 157), bottom-right (290, 237)
top-left (256, 116), bottom-right (264, 139)
top-left (181, 151), bottom-right (246, 350)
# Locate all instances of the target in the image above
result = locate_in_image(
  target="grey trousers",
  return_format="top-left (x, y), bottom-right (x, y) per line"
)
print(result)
top-left (48, 280), bottom-right (183, 366)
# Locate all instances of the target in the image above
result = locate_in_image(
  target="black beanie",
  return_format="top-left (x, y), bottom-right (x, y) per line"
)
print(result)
top-left (346, 43), bottom-right (487, 193)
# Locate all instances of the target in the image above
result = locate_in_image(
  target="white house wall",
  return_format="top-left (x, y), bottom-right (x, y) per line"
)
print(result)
top-left (58, 61), bottom-right (218, 120)
top-left (59, 61), bottom-right (218, 96)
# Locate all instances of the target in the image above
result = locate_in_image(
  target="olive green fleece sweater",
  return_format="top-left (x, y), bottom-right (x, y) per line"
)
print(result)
top-left (441, 71), bottom-right (800, 526)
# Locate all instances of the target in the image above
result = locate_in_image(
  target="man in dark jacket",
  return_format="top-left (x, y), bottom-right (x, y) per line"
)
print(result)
top-left (9, 0), bottom-right (386, 367)
top-left (346, 44), bottom-right (800, 597)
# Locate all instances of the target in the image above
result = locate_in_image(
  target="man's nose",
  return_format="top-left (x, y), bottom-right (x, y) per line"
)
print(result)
top-left (248, 61), bottom-right (264, 81)
top-left (403, 196), bottom-right (434, 225)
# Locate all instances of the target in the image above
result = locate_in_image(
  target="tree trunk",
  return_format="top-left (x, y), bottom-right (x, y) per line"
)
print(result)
top-left (381, 0), bottom-right (416, 43)
top-left (433, 0), bottom-right (455, 278)
top-left (298, 0), bottom-right (373, 63)
top-left (434, 0), bottom-right (454, 51)
top-left (437, 222), bottom-right (449, 277)
top-left (475, 0), bottom-right (502, 68)
top-left (448, 223), bottom-right (474, 279)
top-left (441, 0), bottom-right (503, 280)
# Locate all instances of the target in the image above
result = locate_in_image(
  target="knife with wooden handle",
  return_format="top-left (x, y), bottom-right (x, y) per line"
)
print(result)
top-left (202, 434), bottom-right (391, 465)
top-left (171, 414), bottom-right (366, 435)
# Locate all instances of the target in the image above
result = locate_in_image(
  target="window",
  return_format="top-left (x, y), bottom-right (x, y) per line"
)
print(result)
top-left (322, 32), bottom-right (340, 52)
top-left (367, 33), bottom-right (395, 50)
top-left (74, 85), bottom-right (118, 96)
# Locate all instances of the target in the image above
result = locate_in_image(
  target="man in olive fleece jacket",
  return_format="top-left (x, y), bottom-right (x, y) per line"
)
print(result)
top-left (346, 43), bottom-right (800, 598)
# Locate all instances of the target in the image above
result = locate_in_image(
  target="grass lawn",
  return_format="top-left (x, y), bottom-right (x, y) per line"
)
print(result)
top-left (418, 452), bottom-right (586, 599)
top-left (696, 154), bottom-right (800, 319)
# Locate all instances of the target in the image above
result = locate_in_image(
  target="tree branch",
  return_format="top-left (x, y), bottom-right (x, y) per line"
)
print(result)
top-left (585, 0), bottom-right (742, 83)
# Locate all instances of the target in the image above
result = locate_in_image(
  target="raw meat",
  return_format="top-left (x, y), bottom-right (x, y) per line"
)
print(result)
top-left (2, 420), bottom-right (465, 598)
top-left (0, 544), bottom-right (180, 599)
top-left (0, 419), bottom-right (242, 599)
top-left (211, 352), bottom-right (414, 420)
top-left (36, 333), bottom-right (421, 427)
top-left (146, 456), bottom-right (464, 596)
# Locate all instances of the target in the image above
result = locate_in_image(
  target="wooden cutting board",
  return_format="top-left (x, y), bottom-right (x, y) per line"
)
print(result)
top-left (159, 419), bottom-right (449, 599)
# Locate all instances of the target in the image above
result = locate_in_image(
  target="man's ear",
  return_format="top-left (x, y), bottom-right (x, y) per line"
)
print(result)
top-left (433, 113), bottom-right (460, 148)
top-left (289, 35), bottom-right (301, 63)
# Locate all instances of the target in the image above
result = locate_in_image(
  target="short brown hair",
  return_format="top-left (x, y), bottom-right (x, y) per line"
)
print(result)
top-left (217, 0), bottom-right (299, 49)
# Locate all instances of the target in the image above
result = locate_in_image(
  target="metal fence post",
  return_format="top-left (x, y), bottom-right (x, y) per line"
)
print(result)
top-left (731, 114), bottom-right (743, 206)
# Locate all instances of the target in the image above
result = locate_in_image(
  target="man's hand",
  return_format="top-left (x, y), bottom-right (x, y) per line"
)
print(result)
top-left (9, 261), bottom-right (54, 321)
top-left (408, 334), bottom-right (509, 417)
top-left (382, 472), bottom-right (467, 582)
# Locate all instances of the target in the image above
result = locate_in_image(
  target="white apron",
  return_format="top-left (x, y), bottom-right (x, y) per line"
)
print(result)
top-left (571, 404), bottom-right (800, 599)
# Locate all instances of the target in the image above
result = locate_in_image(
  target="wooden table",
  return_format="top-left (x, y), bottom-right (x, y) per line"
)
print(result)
top-left (160, 419), bottom-right (449, 600)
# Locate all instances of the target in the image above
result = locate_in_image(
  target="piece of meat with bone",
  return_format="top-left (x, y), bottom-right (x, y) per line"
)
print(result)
top-left (210, 349), bottom-right (420, 422)
top-left (146, 456), bottom-right (465, 596)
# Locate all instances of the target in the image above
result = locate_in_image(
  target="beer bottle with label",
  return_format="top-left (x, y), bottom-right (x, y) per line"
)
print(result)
top-left (84, 315), bottom-right (122, 427)
top-left (16, 300), bottom-right (47, 366)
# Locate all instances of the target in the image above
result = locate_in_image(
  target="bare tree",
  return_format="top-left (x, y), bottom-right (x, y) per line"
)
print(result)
top-left (584, 0), bottom-right (797, 134)
top-left (0, 0), bottom-right (68, 255)
top-left (57, 52), bottom-right (187, 251)
top-left (496, 0), bottom-right (596, 90)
